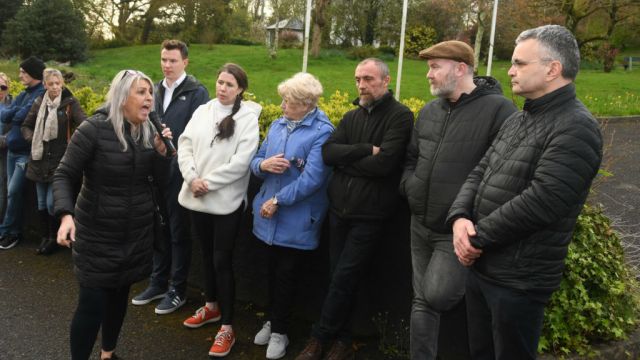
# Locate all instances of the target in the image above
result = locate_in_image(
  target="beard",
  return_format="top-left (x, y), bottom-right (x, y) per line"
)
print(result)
top-left (430, 71), bottom-right (458, 98)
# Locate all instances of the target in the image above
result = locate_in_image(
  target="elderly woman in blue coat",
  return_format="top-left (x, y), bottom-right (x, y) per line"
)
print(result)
top-left (250, 72), bottom-right (334, 360)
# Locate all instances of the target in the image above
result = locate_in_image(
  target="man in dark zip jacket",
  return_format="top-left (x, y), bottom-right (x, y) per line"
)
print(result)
top-left (447, 25), bottom-right (602, 359)
top-left (295, 58), bottom-right (413, 360)
top-left (132, 40), bottom-right (209, 314)
top-left (0, 56), bottom-right (46, 249)
top-left (400, 41), bottom-right (517, 359)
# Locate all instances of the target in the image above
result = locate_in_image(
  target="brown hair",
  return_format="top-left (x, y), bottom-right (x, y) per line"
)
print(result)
top-left (161, 39), bottom-right (188, 59)
top-left (216, 63), bottom-right (248, 141)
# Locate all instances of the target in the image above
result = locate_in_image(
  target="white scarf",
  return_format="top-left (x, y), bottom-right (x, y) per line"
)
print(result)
top-left (31, 91), bottom-right (61, 160)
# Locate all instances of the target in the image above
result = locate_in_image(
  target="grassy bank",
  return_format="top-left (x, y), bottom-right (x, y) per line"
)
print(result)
top-left (1, 44), bottom-right (639, 116)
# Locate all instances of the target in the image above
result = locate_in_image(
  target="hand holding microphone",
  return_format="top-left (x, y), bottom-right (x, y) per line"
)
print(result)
top-left (149, 111), bottom-right (176, 157)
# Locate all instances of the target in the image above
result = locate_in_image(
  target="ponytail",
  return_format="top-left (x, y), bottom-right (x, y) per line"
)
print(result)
top-left (216, 94), bottom-right (242, 140)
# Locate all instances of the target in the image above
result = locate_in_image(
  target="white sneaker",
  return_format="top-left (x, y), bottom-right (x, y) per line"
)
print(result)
top-left (266, 332), bottom-right (289, 359)
top-left (254, 321), bottom-right (271, 345)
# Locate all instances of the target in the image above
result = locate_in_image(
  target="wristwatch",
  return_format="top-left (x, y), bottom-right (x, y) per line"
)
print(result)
top-left (272, 196), bottom-right (278, 205)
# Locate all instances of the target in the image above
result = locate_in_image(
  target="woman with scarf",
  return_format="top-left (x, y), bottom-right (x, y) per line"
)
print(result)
top-left (22, 68), bottom-right (86, 254)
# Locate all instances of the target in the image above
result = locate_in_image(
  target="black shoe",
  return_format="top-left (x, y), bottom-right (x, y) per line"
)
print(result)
top-left (0, 234), bottom-right (21, 250)
top-left (36, 237), bottom-right (58, 255)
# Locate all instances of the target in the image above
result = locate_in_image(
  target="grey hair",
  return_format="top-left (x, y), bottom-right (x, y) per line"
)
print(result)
top-left (43, 68), bottom-right (64, 84)
top-left (106, 70), bottom-right (154, 151)
top-left (516, 24), bottom-right (580, 80)
top-left (358, 58), bottom-right (390, 79)
top-left (277, 72), bottom-right (323, 107)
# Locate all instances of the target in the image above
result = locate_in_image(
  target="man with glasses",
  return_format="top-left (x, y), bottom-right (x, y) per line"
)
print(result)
top-left (132, 40), bottom-right (209, 314)
top-left (0, 56), bottom-right (46, 249)
top-left (447, 25), bottom-right (603, 359)
top-left (401, 41), bottom-right (516, 359)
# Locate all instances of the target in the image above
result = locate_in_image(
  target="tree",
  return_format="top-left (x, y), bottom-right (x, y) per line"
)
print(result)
top-left (311, 0), bottom-right (331, 57)
top-left (3, 0), bottom-right (88, 63)
top-left (0, 0), bottom-right (23, 48)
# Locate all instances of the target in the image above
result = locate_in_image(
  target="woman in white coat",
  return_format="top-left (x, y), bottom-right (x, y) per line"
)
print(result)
top-left (177, 63), bottom-right (261, 358)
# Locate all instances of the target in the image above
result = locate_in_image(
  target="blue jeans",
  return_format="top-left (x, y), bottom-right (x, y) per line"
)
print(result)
top-left (0, 151), bottom-right (29, 236)
top-left (312, 214), bottom-right (385, 343)
top-left (36, 181), bottom-right (54, 215)
top-left (466, 270), bottom-right (550, 360)
top-left (150, 158), bottom-right (192, 295)
top-left (409, 217), bottom-right (468, 360)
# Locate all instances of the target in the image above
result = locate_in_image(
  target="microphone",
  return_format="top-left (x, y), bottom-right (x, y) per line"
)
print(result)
top-left (149, 111), bottom-right (176, 157)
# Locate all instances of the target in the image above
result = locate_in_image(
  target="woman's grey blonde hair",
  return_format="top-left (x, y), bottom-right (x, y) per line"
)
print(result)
top-left (106, 70), bottom-right (155, 151)
top-left (0, 72), bottom-right (9, 85)
top-left (277, 72), bottom-right (323, 107)
top-left (43, 68), bottom-right (64, 84)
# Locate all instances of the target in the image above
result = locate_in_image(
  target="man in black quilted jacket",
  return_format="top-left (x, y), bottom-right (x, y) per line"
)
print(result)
top-left (446, 25), bottom-right (603, 359)
top-left (401, 41), bottom-right (517, 359)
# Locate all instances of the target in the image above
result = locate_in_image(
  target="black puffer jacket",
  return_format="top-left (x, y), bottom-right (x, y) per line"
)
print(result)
top-left (53, 109), bottom-right (164, 288)
top-left (22, 88), bottom-right (87, 183)
top-left (447, 84), bottom-right (602, 292)
top-left (400, 77), bottom-right (517, 233)
top-left (323, 92), bottom-right (414, 219)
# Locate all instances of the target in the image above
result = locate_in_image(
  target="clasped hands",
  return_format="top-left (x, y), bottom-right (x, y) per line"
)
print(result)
top-left (452, 218), bottom-right (483, 267)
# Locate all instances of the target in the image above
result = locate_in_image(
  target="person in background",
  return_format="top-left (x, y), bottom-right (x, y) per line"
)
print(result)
top-left (54, 69), bottom-right (172, 360)
top-left (0, 72), bottom-right (13, 220)
top-left (400, 41), bottom-right (517, 359)
top-left (132, 39), bottom-right (209, 314)
top-left (22, 68), bottom-right (86, 255)
top-left (250, 72), bottom-right (334, 360)
top-left (295, 58), bottom-right (414, 360)
top-left (177, 63), bottom-right (260, 358)
top-left (0, 56), bottom-right (46, 250)
top-left (448, 25), bottom-right (602, 359)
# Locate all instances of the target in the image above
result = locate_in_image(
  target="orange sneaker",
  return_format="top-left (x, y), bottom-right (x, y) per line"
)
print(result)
top-left (183, 306), bottom-right (221, 328)
top-left (209, 328), bottom-right (235, 357)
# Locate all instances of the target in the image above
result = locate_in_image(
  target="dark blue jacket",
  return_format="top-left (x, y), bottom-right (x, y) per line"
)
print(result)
top-left (0, 82), bottom-right (45, 153)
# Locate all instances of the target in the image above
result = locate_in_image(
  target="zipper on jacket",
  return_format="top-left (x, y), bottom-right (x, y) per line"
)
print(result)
top-left (423, 107), bottom-right (453, 214)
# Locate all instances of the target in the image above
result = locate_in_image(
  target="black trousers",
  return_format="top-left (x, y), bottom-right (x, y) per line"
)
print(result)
top-left (150, 158), bottom-right (192, 295)
top-left (190, 204), bottom-right (243, 325)
top-left (260, 241), bottom-right (308, 334)
top-left (312, 214), bottom-right (385, 343)
top-left (70, 285), bottom-right (131, 360)
top-left (466, 270), bottom-right (551, 360)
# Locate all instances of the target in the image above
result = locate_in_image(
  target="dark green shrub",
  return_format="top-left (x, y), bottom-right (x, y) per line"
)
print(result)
top-left (347, 45), bottom-right (380, 60)
top-left (540, 204), bottom-right (639, 356)
top-left (279, 31), bottom-right (302, 49)
top-left (2, 0), bottom-right (87, 63)
top-left (228, 38), bottom-right (260, 46)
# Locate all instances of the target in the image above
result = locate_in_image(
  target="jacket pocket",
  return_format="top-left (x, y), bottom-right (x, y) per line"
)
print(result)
top-left (405, 174), bottom-right (426, 215)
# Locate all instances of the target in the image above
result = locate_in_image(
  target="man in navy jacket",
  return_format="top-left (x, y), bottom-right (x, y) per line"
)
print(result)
top-left (0, 56), bottom-right (45, 249)
top-left (131, 40), bottom-right (209, 314)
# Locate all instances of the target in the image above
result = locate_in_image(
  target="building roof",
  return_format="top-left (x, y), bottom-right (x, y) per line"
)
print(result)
top-left (266, 18), bottom-right (304, 31)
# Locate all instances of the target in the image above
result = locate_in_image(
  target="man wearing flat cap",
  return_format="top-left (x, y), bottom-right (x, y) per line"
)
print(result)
top-left (400, 40), bottom-right (516, 359)
top-left (0, 56), bottom-right (46, 250)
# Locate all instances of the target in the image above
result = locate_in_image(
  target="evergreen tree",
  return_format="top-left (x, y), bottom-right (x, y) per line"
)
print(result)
top-left (2, 0), bottom-right (88, 63)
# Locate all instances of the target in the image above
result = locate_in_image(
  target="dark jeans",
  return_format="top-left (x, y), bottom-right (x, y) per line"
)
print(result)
top-left (0, 151), bottom-right (28, 235)
top-left (150, 158), bottom-right (191, 295)
top-left (312, 214), bottom-right (385, 343)
top-left (190, 204), bottom-right (243, 325)
top-left (260, 241), bottom-right (308, 335)
top-left (70, 285), bottom-right (131, 360)
top-left (409, 217), bottom-right (468, 360)
top-left (466, 270), bottom-right (550, 360)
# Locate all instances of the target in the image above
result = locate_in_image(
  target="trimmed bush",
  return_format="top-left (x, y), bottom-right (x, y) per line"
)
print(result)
top-left (539, 204), bottom-right (639, 356)
top-left (404, 25), bottom-right (437, 59)
top-left (347, 45), bottom-right (381, 60)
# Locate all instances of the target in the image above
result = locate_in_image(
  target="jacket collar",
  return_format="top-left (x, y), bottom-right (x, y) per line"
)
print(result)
top-left (523, 83), bottom-right (575, 115)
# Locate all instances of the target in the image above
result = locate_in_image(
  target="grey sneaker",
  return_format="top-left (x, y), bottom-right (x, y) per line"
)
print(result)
top-left (131, 286), bottom-right (167, 305)
top-left (254, 321), bottom-right (271, 345)
top-left (155, 290), bottom-right (186, 314)
top-left (266, 332), bottom-right (289, 359)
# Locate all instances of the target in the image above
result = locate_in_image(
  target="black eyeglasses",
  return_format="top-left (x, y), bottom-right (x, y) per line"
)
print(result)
top-left (0, 85), bottom-right (7, 91)
top-left (120, 69), bottom-right (142, 81)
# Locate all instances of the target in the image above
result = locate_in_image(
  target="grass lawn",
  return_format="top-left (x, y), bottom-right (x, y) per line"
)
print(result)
top-left (1, 44), bottom-right (639, 116)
